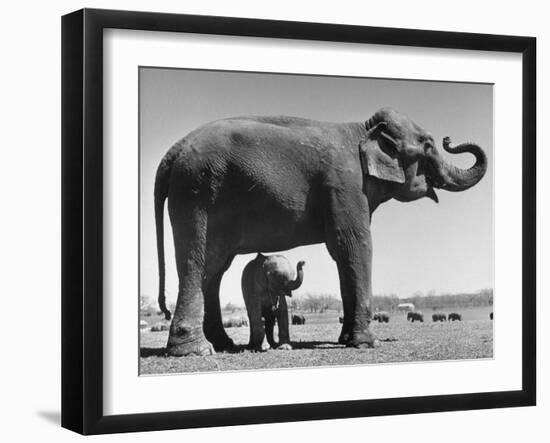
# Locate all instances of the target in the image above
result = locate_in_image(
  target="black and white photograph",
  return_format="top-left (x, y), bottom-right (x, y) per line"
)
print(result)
top-left (138, 68), bottom-right (494, 375)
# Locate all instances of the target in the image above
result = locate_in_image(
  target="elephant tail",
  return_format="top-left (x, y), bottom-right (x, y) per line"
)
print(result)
top-left (155, 157), bottom-right (172, 321)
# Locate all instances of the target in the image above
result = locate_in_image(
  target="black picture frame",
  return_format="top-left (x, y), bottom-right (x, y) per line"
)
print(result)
top-left (61, 8), bottom-right (536, 435)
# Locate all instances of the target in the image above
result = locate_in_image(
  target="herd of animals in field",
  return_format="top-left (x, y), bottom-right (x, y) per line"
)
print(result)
top-left (141, 280), bottom-right (493, 348)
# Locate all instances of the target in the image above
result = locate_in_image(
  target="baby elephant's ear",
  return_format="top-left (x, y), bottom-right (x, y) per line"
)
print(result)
top-left (359, 122), bottom-right (405, 184)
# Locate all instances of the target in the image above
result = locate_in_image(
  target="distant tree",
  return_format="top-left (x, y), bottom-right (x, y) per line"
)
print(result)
top-left (294, 293), bottom-right (341, 313)
top-left (223, 302), bottom-right (237, 313)
top-left (403, 289), bottom-right (493, 310)
top-left (140, 295), bottom-right (150, 310)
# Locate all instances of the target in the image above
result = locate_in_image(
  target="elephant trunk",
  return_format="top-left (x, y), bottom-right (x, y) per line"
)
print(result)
top-left (287, 261), bottom-right (305, 291)
top-left (433, 137), bottom-right (487, 192)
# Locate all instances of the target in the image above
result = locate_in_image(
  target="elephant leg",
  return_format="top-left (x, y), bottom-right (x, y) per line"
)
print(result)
top-left (244, 294), bottom-right (265, 351)
top-left (203, 254), bottom-right (235, 352)
top-left (166, 207), bottom-right (214, 356)
top-left (337, 288), bottom-right (354, 345)
top-left (264, 307), bottom-right (277, 349)
top-left (325, 221), bottom-right (376, 348)
top-left (276, 296), bottom-right (292, 350)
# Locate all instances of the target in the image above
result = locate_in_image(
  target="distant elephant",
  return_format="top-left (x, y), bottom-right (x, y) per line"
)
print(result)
top-left (222, 317), bottom-right (246, 328)
top-left (241, 254), bottom-right (305, 350)
top-left (292, 314), bottom-right (306, 325)
top-left (490, 312), bottom-right (493, 320)
top-left (150, 323), bottom-right (169, 332)
top-left (407, 311), bottom-right (424, 323)
top-left (448, 312), bottom-right (462, 321)
top-left (432, 313), bottom-right (447, 322)
top-left (155, 108), bottom-right (487, 355)
top-left (373, 311), bottom-right (390, 323)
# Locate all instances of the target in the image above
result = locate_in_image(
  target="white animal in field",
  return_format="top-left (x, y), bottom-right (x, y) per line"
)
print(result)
top-left (397, 303), bottom-right (415, 312)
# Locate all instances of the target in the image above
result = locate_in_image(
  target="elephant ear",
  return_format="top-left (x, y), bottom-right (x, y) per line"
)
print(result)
top-left (359, 122), bottom-right (405, 184)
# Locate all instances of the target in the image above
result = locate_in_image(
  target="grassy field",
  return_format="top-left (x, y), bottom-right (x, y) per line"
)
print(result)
top-left (139, 306), bottom-right (493, 374)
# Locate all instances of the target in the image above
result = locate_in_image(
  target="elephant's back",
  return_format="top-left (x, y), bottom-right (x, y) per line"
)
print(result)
top-left (163, 116), bottom-right (364, 192)
top-left (171, 116), bottom-right (358, 159)
top-left (164, 117), bottom-right (327, 188)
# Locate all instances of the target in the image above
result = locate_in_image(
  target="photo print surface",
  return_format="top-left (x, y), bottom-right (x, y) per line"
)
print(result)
top-left (139, 67), bottom-right (493, 375)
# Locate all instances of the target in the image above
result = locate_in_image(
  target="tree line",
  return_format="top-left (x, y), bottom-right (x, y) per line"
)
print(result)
top-left (288, 289), bottom-right (493, 313)
top-left (367, 289), bottom-right (493, 312)
top-left (140, 288), bottom-right (493, 315)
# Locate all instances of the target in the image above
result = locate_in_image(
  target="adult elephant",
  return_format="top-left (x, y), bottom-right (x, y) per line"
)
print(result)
top-left (242, 254), bottom-right (305, 350)
top-left (292, 314), bottom-right (306, 325)
top-left (373, 311), bottom-right (390, 323)
top-left (432, 313), bottom-right (447, 322)
top-left (155, 108), bottom-right (487, 356)
top-left (448, 312), bottom-right (462, 321)
top-left (222, 317), bottom-right (245, 328)
top-left (407, 311), bottom-right (424, 323)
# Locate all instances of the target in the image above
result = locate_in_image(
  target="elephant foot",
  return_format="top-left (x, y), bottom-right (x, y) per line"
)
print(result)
top-left (167, 327), bottom-right (215, 356)
top-left (247, 341), bottom-right (270, 352)
top-left (208, 335), bottom-right (235, 353)
top-left (346, 329), bottom-right (378, 349)
top-left (167, 339), bottom-right (215, 356)
top-left (347, 339), bottom-right (379, 349)
top-left (338, 332), bottom-right (350, 345)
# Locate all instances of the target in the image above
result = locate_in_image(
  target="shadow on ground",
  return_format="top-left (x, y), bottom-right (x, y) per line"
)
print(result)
top-left (140, 347), bottom-right (168, 357)
top-left (36, 410), bottom-right (60, 426)
top-left (290, 340), bottom-right (342, 349)
top-left (140, 340), bottom-right (342, 357)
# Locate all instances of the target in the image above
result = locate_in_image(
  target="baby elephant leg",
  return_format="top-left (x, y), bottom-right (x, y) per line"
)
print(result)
top-left (276, 296), bottom-right (292, 350)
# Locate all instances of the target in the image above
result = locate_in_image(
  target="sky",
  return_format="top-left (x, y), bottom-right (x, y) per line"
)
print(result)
top-left (139, 68), bottom-right (493, 307)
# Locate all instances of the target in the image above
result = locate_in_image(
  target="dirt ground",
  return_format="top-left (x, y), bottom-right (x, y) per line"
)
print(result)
top-left (139, 307), bottom-right (493, 374)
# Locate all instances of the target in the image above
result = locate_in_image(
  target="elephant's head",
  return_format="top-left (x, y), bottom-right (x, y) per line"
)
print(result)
top-left (266, 260), bottom-right (305, 312)
top-left (359, 108), bottom-right (487, 203)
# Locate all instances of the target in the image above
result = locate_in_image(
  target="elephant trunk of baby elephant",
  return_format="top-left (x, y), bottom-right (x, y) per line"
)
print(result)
top-left (287, 261), bottom-right (305, 291)
top-left (435, 138), bottom-right (488, 192)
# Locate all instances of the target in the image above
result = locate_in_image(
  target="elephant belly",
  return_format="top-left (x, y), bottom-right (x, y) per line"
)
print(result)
top-left (207, 203), bottom-right (324, 254)
top-left (209, 171), bottom-right (326, 253)
top-left (235, 215), bottom-right (324, 254)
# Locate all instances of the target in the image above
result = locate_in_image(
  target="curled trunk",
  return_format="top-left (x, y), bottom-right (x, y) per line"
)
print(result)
top-left (436, 137), bottom-right (487, 192)
top-left (287, 261), bottom-right (305, 291)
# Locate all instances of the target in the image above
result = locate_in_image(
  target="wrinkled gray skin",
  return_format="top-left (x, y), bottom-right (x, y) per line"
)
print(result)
top-left (155, 107), bottom-right (487, 356)
top-left (241, 254), bottom-right (305, 351)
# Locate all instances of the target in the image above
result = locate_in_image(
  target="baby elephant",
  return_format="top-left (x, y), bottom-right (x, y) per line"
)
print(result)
top-left (373, 311), bottom-right (390, 323)
top-left (242, 253), bottom-right (305, 351)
